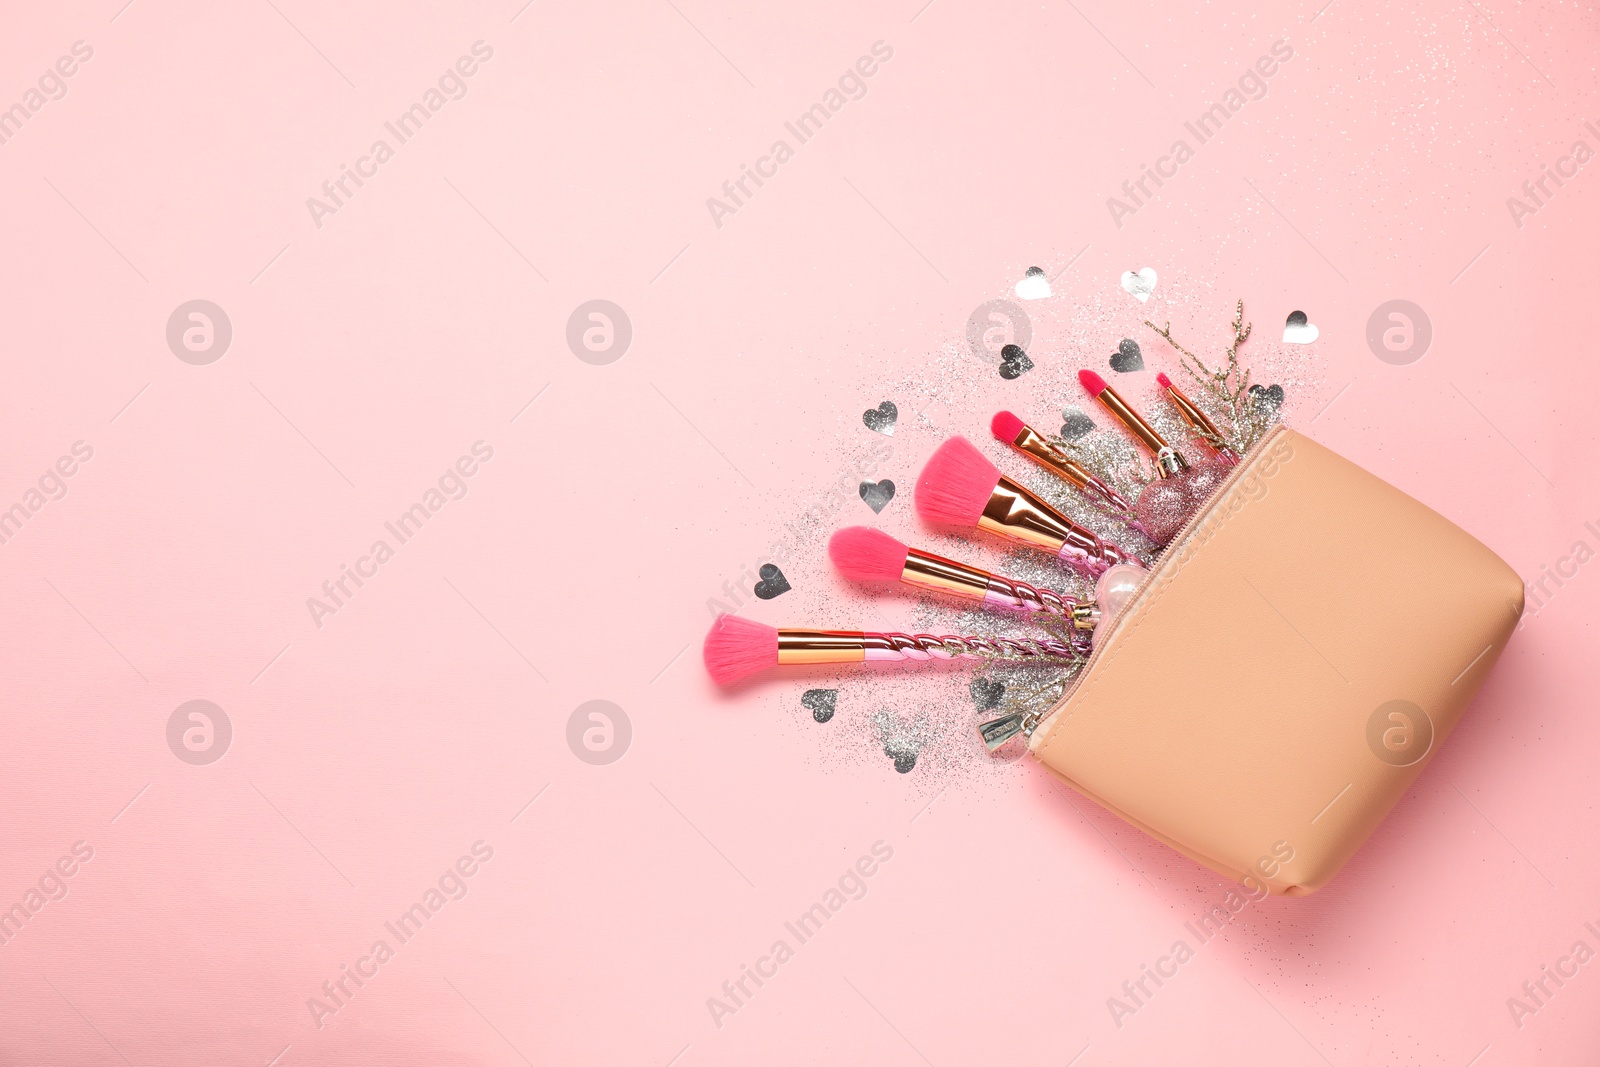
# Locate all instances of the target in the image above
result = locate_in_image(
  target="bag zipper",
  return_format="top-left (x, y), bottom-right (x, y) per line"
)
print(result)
top-left (978, 424), bottom-right (1290, 750)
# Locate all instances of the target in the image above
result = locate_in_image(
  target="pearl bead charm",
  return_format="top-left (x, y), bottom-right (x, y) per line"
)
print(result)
top-left (1092, 563), bottom-right (1148, 646)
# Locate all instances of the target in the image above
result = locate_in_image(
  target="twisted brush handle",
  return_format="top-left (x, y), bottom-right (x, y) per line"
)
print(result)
top-left (985, 575), bottom-right (1080, 616)
top-left (864, 631), bottom-right (1085, 662)
top-left (1080, 472), bottom-right (1133, 514)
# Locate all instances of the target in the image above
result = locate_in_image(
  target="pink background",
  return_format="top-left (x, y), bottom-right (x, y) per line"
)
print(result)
top-left (1, 0), bottom-right (1597, 1063)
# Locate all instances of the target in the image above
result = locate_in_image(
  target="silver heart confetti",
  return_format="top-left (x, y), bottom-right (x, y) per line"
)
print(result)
top-left (1060, 406), bottom-right (1096, 440)
top-left (859, 479), bottom-right (895, 513)
top-left (801, 688), bottom-right (837, 723)
top-left (753, 563), bottom-right (791, 599)
top-left (1110, 338), bottom-right (1143, 373)
top-left (862, 400), bottom-right (897, 435)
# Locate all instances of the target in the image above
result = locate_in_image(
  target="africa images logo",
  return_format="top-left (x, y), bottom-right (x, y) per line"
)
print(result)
top-left (704, 41), bottom-right (894, 228)
top-left (305, 42), bottom-right (495, 229)
top-left (1106, 40), bottom-right (1294, 228)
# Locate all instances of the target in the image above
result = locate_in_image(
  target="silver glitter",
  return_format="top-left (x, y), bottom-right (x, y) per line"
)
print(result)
top-left (871, 708), bottom-right (936, 774)
top-left (737, 266), bottom-right (1324, 794)
top-left (801, 688), bottom-right (837, 723)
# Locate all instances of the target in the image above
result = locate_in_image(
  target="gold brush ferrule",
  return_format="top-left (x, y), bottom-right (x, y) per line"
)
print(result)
top-left (979, 477), bottom-right (1107, 560)
top-left (902, 548), bottom-right (991, 601)
top-left (1007, 423), bottom-right (1132, 511)
top-left (1097, 385), bottom-right (1188, 477)
top-left (1008, 424), bottom-right (1091, 490)
top-left (1162, 382), bottom-right (1236, 455)
top-left (776, 630), bottom-right (867, 666)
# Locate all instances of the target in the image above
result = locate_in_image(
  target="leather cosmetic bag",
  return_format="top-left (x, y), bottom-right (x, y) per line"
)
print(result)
top-left (1026, 425), bottom-right (1524, 895)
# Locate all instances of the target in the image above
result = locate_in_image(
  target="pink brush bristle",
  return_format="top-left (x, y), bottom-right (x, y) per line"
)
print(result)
top-left (703, 614), bottom-right (779, 686)
top-left (1155, 372), bottom-right (1172, 390)
top-left (989, 410), bottom-right (1026, 444)
top-left (1078, 369), bottom-right (1108, 397)
top-left (914, 436), bottom-right (1001, 530)
top-left (828, 527), bottom-right (909, 583)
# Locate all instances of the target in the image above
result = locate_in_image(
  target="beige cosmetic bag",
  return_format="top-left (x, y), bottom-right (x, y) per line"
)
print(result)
top-left (1028, 425), bottom-right (1524, 895)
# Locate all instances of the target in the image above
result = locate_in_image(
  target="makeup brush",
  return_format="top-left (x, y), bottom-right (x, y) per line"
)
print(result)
top-left (1078, 370), bottom-right (1231, 545)
top-left (703, 613), bottom-right (1082, 687)
top-left (989, 411), bottom-right (1132, 511)
top-left (1078, 370), bottom-right (1189, 477)
top-left (913, 436), bottom-right (1138, 576)
top-left (828, 526), bottom-right (1097, 628)
top-left (1156, 373), bottom-right (1238, 461)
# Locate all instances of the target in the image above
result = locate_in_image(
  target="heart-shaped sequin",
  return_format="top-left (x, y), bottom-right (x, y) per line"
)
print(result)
top-left (862, 401), bottom-right (897, 435)
top-left (1110, 339), bottom-right (1144, 373)
top-left (859, 480), bottom-right (896, 513)
top-left (753, 563), bottom-right (791, 600)
top-left (999, 343), bottom-right (1034, 380)
top-left (969, 677), bottom-right (1005, 711)
top-left (801, 688), bottom-right (837, 723)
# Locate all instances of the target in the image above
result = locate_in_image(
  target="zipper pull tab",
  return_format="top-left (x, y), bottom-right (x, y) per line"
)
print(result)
top-left (978, 711), bottom-right (1036, 752)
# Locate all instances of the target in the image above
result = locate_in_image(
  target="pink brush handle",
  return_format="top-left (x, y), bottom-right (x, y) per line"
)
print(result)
top-left (1081, 473), bottom-right (1133, 513)
top-left (861, 631), bottom-right (1085, 662)
top-left (982, 576), bottom-right (1082, 616)
top-left (1056, 544), bottom-right (1110, 580)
